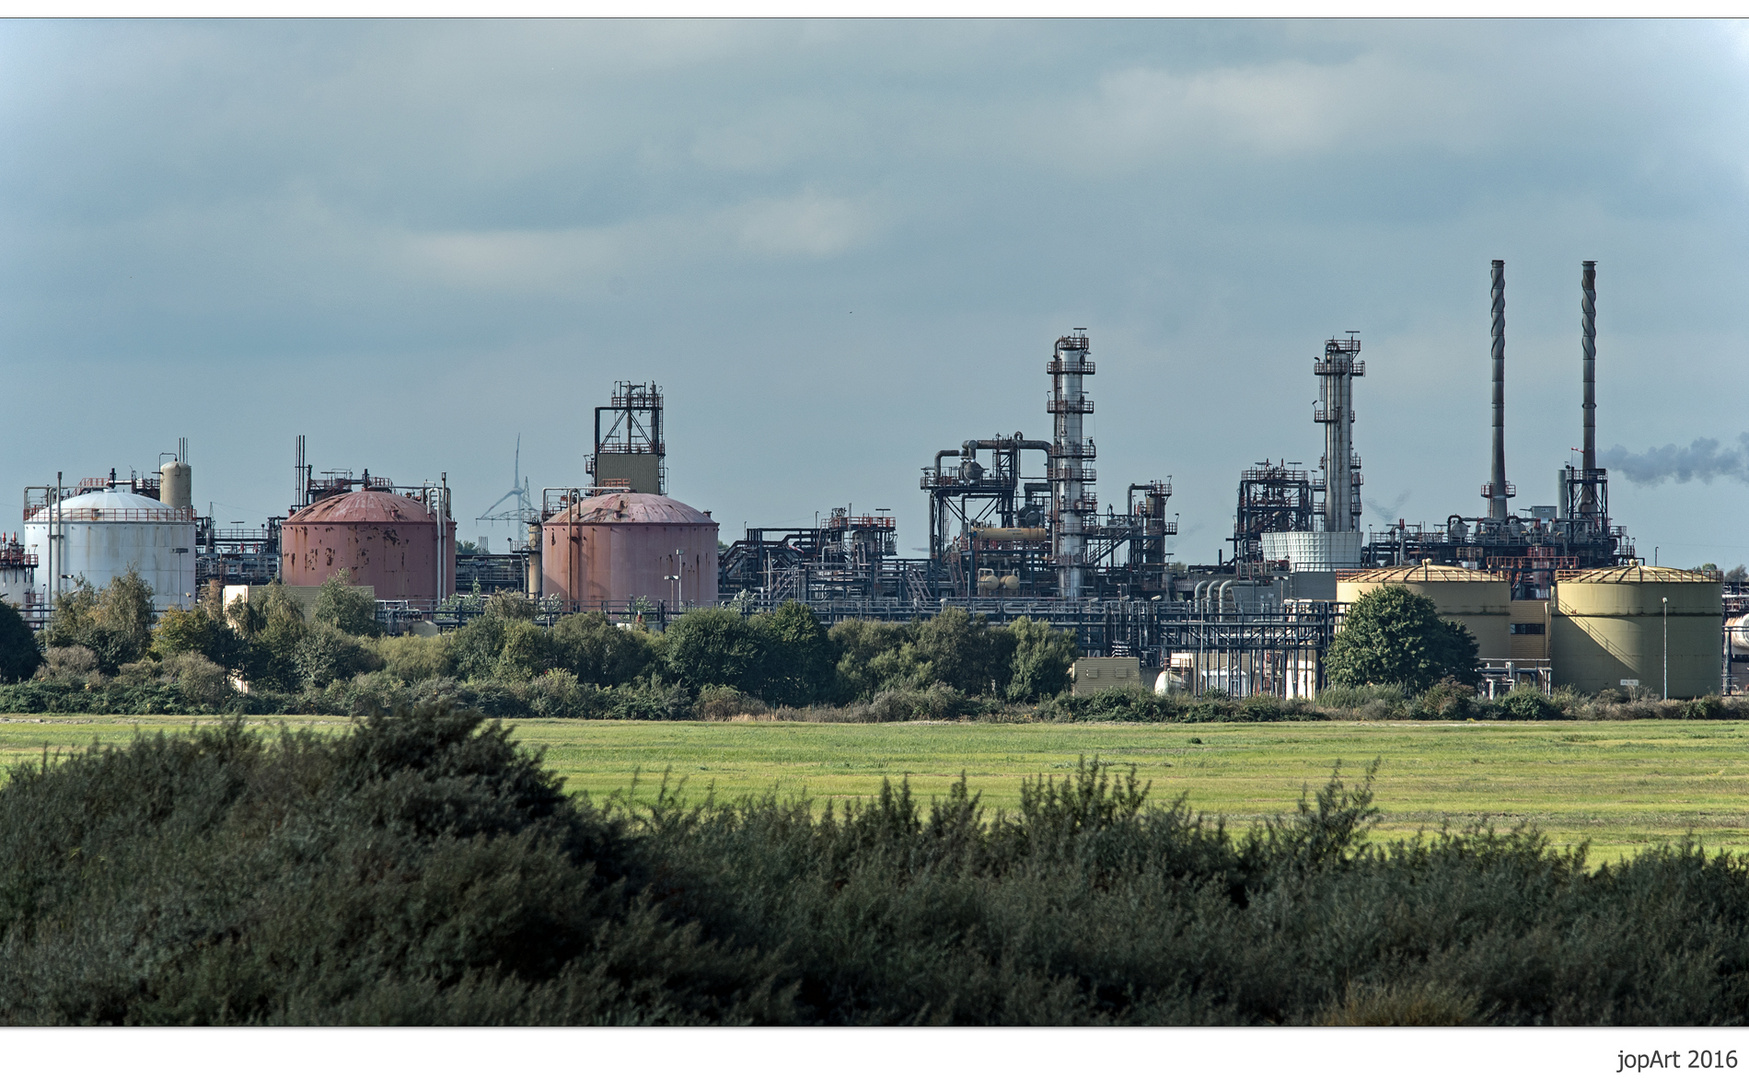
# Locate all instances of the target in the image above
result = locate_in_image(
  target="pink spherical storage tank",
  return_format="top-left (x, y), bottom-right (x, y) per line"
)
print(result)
top-left (542, 492), bottom-right (718, 611)
top-left (281, 489), bottom-right (455, 602)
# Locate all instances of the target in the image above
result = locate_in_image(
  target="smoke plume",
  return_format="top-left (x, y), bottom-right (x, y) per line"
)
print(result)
top-left (1600, 433), bottom-right (1749, 485)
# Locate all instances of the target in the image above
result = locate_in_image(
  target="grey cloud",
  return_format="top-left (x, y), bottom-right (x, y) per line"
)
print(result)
top-left (1601, 435), bottom-right (1749, 486)
top-left (1, 20), bottom-right (1747, 566)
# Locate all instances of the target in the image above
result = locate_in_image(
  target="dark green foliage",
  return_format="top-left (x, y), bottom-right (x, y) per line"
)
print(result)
top-left (39, 570), bottom-right (157, 674)
top-left (0, 707), bottom-right (790, 1024)
top-left (234, 582), bottom-right (310, 693)
top-left (1412, 677), bottom-right (1478, 721)
top-left (8, 720), bottom-right (1749, 1025)
top-left (910, 606), bottom-right (1016, 697)
top-left (294, 623), bottom-right (383, 689)
top-left (152, 607), bottom-right (219, 661)
top-left (551, 613), bottom-right (656, 686)
top-left (1326, 586), bottom-right (1480, 693)
top-left (313, 569), bottom-right (382, 638)
top-left (825, 610), bottom-right (1070, 705)
top-left (1049, 687), bottom-right (1313, 724)
top-left (1005, 616), bottom-right (1076, 701)
top-left (827, 619), bottom-right (913, 702)
top-left (663, 608), bottom-right (767, 694)
top-left (0, 602), bottom-right (40, 683)
top-left (1491, 686), bottom-right (1562, 720)
top-left (750, 602), bottom-right (834, 707)
top-left (446, 612), bottom-right (510, 682)
top-left (495, 619), bottom-right (557, 680)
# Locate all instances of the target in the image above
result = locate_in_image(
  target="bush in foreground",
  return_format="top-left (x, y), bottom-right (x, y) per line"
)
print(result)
top-left (5, 713), bottom-right (1749, 1025)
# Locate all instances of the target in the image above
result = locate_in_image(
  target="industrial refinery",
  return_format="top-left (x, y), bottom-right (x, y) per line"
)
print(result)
top-left (10, 261), bottom-right (1746, 699)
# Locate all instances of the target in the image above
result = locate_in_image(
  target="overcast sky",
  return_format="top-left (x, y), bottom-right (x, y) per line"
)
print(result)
top-left (3, 19), bottom-right (1747, 567)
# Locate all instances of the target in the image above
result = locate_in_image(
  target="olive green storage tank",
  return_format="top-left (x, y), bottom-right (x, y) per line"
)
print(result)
top-left (1336, 562), bottom-right (1511, 661)
top-left (1550, 566), bottom-right (1723, 697)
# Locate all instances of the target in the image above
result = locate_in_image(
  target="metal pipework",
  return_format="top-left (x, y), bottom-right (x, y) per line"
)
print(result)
top-left (1486, 259), bottom-right (1510, 521)
top-left (972, 436), bottom-right (1053, 453)
top-left (1580, 260), bottom-right (1598, 518)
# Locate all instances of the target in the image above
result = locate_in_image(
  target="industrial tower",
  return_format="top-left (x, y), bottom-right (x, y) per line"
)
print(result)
top-left (1314, 334), bottom-right (1364, 533)
top-left (587, 381), bottom-right (665, 495)
top-left (1048, 329), bottom-right (1095, 598)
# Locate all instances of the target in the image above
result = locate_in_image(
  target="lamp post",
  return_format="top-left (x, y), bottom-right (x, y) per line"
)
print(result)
top-left (663, 574), bottom-right (679, 610)
top-left (673, 549), bottom-right (685, 609)
top-left (1662, 595), bottom-right (1669, 700)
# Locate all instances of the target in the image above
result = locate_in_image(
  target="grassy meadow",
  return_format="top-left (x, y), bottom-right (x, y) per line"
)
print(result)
top-left (4, 714), bottom-right (1748, 864)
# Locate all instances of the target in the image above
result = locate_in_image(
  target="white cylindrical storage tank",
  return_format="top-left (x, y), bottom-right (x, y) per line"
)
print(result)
top-left (160, 461), bottom-right (192, 510)
top-left (23, 488), bottom-right (197, 612)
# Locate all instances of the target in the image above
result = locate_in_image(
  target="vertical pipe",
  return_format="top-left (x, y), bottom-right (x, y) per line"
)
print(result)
top-left (1488, 260), bottom-right (1509, 520)
top-left (527, 521), bottom-right (543, 598)
top-left (52, 471), bottom-right (61, 609)
top-left (1580, 260), bottom-right (1598, 519)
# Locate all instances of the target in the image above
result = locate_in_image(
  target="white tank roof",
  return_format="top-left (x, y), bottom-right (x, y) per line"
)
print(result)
top-left (27, 488), bottom-right (171, 520)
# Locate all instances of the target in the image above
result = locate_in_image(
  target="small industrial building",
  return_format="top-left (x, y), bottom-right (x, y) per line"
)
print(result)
top-left (1072, 655), bottom-right (1142, 696)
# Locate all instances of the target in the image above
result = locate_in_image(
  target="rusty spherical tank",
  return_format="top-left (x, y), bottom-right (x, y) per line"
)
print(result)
top-left (282, 489), bottom-right (456, 602)
top-left (542, 492), bottom-right (718, 611)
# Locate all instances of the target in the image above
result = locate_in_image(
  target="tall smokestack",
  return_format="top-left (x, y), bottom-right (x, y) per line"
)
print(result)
top-left (1485, 259), bottom-right (1510, 520)
top-left (1579, 260), bottom-right (1598, 518)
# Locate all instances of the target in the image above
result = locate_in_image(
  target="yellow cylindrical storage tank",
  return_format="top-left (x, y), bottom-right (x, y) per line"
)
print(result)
top-left (1551, 566), bottom-right (1723, 697)
top-left (1336, 563), bottom-right (1511, 661)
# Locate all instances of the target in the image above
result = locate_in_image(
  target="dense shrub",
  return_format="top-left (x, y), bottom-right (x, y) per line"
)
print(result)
top-left (36, 645), bottom-right (102, 687)
top-left (294, 624), bottom-right (382, 689)
top-left (751, 602), bottom-right (834, 707)
top-left (1489, 686), bottom-right (1563, 721)
top-left (312, 568), bottom-right (382, 638)
top-left (550, 612), bottom-right (657, 686)
top-left (0, 708), bottom-right (789, 1024)
top-left (0, 601), bottom-right (42, 684)
top-left (9, 721), bottom-right (1749, 1025)
top-left (39, 571), bottom-right (157, 674)
top-left (160, 653), bottom-right (232, 709)
top-left (828, 619), bottom-right (911, 701)
top-left (367, 634), bottom-right (450, 683)
top-left (663, 608), bottom-right (767, 694)
top-left (695, 684), bottom-right (769, 720)
top-left (1005, 616), bottom-right (1076, 701)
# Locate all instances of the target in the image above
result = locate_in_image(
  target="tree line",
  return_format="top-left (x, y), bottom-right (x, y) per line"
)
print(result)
top-left (0, 570), bottom-right (1077, 718)
top-left (0, 573), bottom-right (1737, 721)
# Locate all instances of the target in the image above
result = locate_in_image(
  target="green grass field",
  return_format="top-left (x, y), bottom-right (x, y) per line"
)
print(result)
top-left (4, 715), bottom-right (1748, 865)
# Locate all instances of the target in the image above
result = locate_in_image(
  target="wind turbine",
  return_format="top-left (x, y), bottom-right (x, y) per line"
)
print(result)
top-left (475, 435), bottom-right (535, 539)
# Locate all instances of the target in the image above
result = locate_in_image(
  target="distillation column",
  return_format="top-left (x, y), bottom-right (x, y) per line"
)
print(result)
top-left (1048, 329), bottom-right (1095, 598)
top-left (1483, 259), bottom-right (1513, 520)
top-left (1314, 335), bottom-right (1363, 532)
